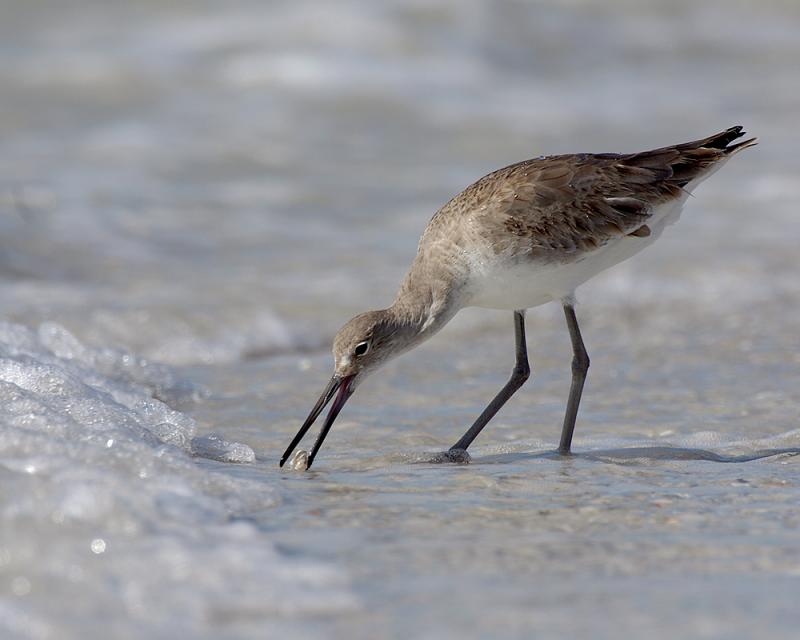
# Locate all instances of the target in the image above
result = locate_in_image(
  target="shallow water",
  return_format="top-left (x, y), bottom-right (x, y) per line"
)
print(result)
top-left (1, 1), bottom-right (799, 638)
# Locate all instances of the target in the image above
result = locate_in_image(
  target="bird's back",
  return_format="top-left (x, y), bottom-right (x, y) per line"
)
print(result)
top-left (415, 127), bottom-right (756, 310)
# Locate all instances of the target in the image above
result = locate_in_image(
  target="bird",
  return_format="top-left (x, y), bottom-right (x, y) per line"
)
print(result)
top-left (280, 126), bottom-right (756, 469)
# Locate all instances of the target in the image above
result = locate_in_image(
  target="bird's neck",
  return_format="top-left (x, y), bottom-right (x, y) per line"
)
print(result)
top-left (388, 251), bottom-right (465, 342)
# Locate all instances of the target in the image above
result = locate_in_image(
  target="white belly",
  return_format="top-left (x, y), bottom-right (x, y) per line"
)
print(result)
top-left (466, 196), bottom-right (689, 310)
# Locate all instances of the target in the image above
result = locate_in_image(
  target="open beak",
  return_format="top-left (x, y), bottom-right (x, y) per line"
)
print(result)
top-left (279, 374), bottom-right (355, 469)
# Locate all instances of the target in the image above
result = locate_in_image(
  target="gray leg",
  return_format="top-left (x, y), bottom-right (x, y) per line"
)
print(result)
top-left (558, 303), bottom-right (590, 454)
top-left (449, 310), bottom-right (530, 452)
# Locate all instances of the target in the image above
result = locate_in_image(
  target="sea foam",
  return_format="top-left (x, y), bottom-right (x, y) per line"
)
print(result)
top-left (0, 322), bottom-right (357, 637)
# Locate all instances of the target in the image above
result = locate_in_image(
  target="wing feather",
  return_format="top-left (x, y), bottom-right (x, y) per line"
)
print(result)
top-left (451, 126), bottom-right (756, 259)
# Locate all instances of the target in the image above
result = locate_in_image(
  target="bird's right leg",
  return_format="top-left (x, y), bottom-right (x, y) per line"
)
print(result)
top-left (558, 301), bottom-right (590, 454)
top-left (447, 309), bottom-right (531, 458)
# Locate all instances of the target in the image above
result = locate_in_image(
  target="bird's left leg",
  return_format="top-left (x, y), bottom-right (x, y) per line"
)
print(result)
top-left (447, 309), bottom-right (530, 457)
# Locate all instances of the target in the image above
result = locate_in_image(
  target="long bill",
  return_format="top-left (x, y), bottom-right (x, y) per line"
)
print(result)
top-left (279, 374), bottom-right (355, 468)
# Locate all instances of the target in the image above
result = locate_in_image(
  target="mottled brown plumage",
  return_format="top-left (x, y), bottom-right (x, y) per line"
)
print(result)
top-left (423, 125), bottom-right (756, 261)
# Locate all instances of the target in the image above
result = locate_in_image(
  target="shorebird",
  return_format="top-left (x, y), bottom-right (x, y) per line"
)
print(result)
top-left (280, 126), bottom-right (756, 469)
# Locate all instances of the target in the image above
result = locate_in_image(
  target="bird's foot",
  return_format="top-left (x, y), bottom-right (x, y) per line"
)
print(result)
top-left (427, 448), bottom-right (472, 464)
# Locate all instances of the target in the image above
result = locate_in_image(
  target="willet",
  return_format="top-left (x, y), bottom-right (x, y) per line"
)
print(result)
top-left (280, 126), bottom-right (756, 469)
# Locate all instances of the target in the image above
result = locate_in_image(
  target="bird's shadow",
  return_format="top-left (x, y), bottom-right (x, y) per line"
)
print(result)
top-left (419, 446), bottom-right (800, 466)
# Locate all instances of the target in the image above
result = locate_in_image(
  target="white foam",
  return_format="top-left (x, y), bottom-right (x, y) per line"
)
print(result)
top-left (191, 433), bottom-right (256, 463)
top-left (0, 322), bottom-right (357, 636)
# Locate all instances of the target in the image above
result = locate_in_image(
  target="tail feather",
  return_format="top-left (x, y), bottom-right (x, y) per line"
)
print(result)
top-left (682, 125), bottom-right (743, 150)
top-left (677, 125), bottom-right (758, 154)
top-left (623, 126), bottom-right (757, 190)
top-left (725, 136), bottom-right (758, 155)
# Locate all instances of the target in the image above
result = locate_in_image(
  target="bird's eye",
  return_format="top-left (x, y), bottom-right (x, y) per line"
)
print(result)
top-left (354, 341), bottom-right (370, 357)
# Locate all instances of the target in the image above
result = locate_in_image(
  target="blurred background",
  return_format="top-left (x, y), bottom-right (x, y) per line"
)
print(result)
top-left (1, 1), bottom-right (799, 639)
top-left (2, 0), bottom-right (797, 362)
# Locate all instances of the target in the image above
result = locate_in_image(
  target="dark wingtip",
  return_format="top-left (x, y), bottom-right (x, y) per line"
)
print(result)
top-left (707, 125), bottom-right (747, 149)
top-left (726, 125), bottom-right (744, 137)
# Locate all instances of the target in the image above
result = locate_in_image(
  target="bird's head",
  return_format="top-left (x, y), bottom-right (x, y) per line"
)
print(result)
top-left (331, 309), bottom-right (404, 381)
top-left (280, 309), bottom-right (414, 469)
